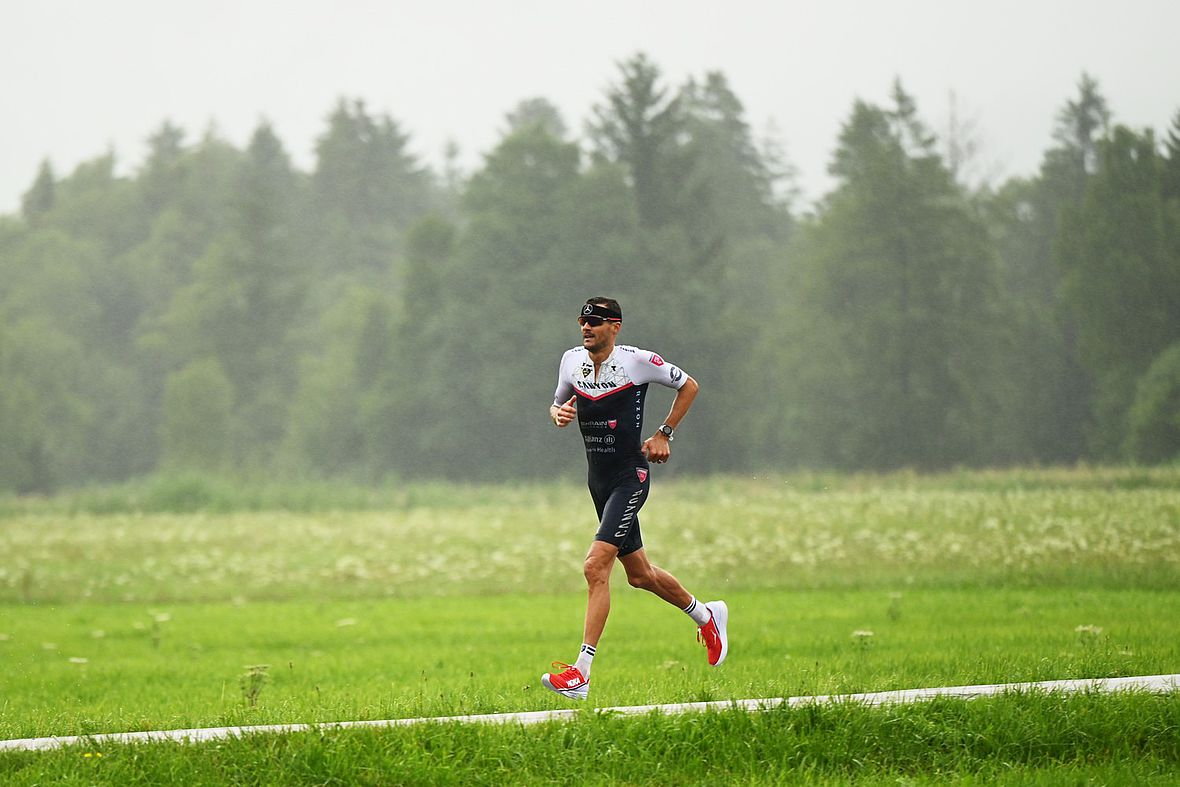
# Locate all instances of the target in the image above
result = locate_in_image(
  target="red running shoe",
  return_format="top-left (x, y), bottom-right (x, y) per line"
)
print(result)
top-left (541, 662), bottom-right (589, 700)
top-left (697, 600), bottom-right (729, 666)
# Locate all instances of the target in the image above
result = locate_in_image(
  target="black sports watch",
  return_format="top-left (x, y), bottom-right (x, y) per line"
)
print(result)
top-left (657, 424), bottom-right (675, 441)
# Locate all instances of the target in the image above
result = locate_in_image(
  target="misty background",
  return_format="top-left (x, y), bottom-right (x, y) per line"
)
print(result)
top-left (2, 3), bottom-right (1180, 493)
top-left (5, 1), bottom-right (1180, 214)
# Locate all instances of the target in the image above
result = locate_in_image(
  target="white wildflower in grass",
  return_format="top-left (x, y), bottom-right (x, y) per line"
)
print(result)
top-left (852, 630), bottom-right (875, 650)
top-left (0, 633), bottom-right (10, 641)
top-left (68, 657), bottom-right (89, 664)
top-left (1075, 624), bottom-right (1104, 646)
top-left (90, 630), bottom-right (106, 639)
top-left (335, 618), bottom-right (357, 627)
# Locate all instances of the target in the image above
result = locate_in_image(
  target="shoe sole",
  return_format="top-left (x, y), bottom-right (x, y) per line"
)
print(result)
top-left (707, 600), bottom-right (729, 666)
top-left (541, 673), bottom-right (588, 701)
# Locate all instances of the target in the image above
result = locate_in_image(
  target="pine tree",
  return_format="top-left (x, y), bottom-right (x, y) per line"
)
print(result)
top-left (588, 53), bottom-right (686, 230)
top-left (779, 84), bottom-right (1002, 469)
top-left (20, 160), bottom-right (56, 224)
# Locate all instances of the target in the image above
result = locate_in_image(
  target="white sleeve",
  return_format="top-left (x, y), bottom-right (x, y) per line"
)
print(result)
top-left (553, 351), bottom-right (576, 404)
top-left (628, 348), bottom-right (689, 390)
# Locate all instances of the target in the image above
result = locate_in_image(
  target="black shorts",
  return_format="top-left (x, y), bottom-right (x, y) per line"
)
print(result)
top-left (588, 467), bottom-right (650, 557)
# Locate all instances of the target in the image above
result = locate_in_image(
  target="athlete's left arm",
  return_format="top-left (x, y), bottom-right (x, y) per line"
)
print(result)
top-left (642, 375), bottom-right (699, 464)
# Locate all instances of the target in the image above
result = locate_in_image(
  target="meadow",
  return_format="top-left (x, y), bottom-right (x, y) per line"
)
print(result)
top-left (1, 467), bottom-right (1179, 784)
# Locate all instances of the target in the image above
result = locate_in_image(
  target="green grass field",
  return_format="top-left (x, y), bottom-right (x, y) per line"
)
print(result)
top-left (2, 467), bottom-right (1179, 784)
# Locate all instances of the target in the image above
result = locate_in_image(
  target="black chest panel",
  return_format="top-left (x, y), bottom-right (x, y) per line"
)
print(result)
top-left (576, 383), bottom-right (649, 476)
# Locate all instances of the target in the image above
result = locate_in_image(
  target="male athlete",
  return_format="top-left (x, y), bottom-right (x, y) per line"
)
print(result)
top-left (541, 296), bottom-right (728, 701)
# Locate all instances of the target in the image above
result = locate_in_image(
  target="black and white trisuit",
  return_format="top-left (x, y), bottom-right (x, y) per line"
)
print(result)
top-left (553, 344), bottom-right (689, 555)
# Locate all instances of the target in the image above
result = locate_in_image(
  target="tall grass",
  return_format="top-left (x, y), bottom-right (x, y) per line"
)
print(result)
top-left (2, 692), bottom-right (1178, 785)
top-left (3, 471), bottom-right (1177, 605)
top-left (0, 472), bottom-right (561, 517)
top-left (4, 464), bottom-right (1180, 517)
top-left (1, 466), bottom-right (1179, 783)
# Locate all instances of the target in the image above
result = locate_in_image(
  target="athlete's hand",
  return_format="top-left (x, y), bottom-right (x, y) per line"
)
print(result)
top-left (553, 396), bottom-right (577, 427)
top-left (642, 433), bottom-right (671, 464)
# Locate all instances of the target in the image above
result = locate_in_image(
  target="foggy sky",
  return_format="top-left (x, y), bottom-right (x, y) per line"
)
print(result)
top-left (3, 0), bottom-right (1179, 214)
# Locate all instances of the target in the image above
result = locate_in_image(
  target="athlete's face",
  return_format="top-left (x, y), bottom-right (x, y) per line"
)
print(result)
top-left (578, 316), bottom-right (620, 354)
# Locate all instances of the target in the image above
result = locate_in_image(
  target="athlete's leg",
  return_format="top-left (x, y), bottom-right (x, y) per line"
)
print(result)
top-left (620, 547), bottom-right (729, 666)
top-left (619, 548), bottom-right (692, 608)
top-left (582, 540), bottom-right (618, 647)
top-left (543, 483), bottom-right (622, 701)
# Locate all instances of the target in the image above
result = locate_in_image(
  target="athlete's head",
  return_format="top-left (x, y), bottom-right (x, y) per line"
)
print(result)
top-left (579, 296), bottom-right (622, 354)
top-left (580, 297), bottom-right (621, 323)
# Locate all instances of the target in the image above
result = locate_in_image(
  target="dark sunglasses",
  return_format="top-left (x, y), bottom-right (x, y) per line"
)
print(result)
top-left (578, 316), bottom-right (620, 327)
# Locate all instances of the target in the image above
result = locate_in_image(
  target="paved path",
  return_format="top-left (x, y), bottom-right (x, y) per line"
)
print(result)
top-left (3, 673), bottom-right (1177, 752)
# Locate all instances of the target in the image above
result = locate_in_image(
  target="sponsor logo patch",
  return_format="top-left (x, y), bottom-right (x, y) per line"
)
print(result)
top-left (581, 363), bottom-right (593, 378)
top-left (608, 419), bottom-right (617, 429)
top-left (649, 354), bottom-right (665, 366)
top-left (670, 367), bottom-right (683, 382)
top-left (636, 468), bottom-right (648, 482)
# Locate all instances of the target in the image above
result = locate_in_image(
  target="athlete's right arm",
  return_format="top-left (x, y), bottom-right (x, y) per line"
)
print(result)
top-left (551, 351), bottom-right (577, 427)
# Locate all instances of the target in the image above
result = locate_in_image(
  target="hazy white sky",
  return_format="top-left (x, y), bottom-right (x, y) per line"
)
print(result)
top-left (3, 0), bottom-right (1179, 214)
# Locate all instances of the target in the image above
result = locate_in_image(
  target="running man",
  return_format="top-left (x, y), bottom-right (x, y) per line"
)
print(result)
top-left (541, 296), bottom-right (727, 701)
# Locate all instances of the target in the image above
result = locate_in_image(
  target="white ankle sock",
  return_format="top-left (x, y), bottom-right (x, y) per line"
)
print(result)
top-left (574, 643), bottom-right (595, 678)
top-left (683, 596), bottom-right (711, 626)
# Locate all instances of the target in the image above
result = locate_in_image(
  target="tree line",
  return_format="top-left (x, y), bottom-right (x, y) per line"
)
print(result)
top-left (2, 55), bottom-right (1179, 493)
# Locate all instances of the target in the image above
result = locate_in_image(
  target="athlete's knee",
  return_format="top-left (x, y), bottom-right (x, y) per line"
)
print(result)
top-left (583, 554), bottom-right (612, 586)
top-left (626, 567), bottom-right (656, 591)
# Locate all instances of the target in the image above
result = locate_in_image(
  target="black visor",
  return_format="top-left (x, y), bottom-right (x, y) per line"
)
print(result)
top-left (579, 303), bottom-right (622, 322)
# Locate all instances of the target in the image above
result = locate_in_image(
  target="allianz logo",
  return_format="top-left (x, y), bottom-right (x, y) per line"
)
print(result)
top-left (583, 435), bottom-right (617, 445)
